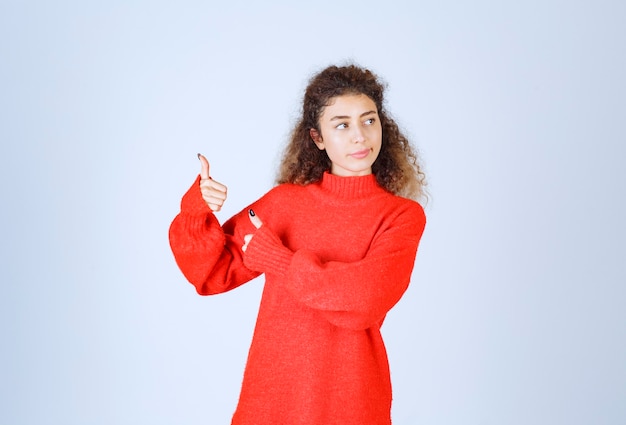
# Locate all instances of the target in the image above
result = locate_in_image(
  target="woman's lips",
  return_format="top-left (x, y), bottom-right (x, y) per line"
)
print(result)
top-left (350, 149), bottom-right (370, 159)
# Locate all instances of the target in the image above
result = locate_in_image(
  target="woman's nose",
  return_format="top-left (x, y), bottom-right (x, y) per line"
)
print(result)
top-left (353, 126), bottom-right (365, 142)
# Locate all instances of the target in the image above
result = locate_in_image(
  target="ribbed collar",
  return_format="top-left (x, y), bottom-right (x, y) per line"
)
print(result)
top-left (318, 172), bottom-right (384, 199)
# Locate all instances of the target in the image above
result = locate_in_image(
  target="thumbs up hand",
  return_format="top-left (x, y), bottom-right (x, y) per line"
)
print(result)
top-left (198, 153), bottom-right (228, 212)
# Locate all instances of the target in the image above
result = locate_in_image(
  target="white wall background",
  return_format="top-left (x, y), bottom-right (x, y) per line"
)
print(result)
top-left (1, 1), bottom-right (624, 424)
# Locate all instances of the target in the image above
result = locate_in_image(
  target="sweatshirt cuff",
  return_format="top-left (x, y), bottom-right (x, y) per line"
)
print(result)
top-left (180, 175), bottom-right (214, 216)
top-left (243, 225), bottom-right (293, 276)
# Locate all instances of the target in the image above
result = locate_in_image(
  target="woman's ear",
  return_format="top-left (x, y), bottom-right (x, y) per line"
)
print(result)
top-left (310, 128), bottom-right (325, 150)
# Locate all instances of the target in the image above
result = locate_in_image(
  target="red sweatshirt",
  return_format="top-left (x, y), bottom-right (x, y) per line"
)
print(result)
top-left (169, 172), bottom-right (426, 425)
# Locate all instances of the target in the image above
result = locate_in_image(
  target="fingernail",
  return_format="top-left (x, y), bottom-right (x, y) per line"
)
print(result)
top-left (249, 209), bottom-right (256, 217)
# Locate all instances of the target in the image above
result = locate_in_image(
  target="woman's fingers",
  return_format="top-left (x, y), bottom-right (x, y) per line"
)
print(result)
top-left (200, 181), bottom-right (227, 200)
top-left (201, 178), bottom-right (227, 194)
top-left (242, 234), bottom-right (253, 252)
top-left (248, 209), bottom-right (263, 229)
top-left (201, 184), bottom-right (227, 211)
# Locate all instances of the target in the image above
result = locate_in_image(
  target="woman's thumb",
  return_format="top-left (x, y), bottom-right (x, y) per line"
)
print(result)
top-left (198, 153), bottom-right (210, 179)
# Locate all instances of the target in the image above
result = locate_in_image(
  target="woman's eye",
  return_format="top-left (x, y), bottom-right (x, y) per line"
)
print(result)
top-left (336, 123), bottom-right (348, 129)
top-left (364, 118), bottom-right (375, 125)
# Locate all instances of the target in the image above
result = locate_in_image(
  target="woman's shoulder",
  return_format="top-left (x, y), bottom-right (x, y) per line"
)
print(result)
top-left (397, 194), bottom-right (426, 215)
top-left (379, 191), bottom-right (427, 227)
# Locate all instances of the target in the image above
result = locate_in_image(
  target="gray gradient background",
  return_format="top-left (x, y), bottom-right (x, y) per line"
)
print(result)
top-left (1, 1), bottom-right (625, 424)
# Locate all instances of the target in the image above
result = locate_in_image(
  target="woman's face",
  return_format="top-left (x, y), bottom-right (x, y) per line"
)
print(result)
top-left (310, 93), bottom-right (382, 177)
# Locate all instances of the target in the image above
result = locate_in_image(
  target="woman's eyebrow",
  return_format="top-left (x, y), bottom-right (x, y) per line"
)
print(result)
top-left (329, 110), bottom-right (377, 121)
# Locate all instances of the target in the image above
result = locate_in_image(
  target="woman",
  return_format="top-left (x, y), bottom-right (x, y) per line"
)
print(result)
top-left (169, 64), bottom-right (427, 424)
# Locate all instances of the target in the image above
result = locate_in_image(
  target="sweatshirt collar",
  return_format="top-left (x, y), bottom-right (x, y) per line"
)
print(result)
top-left (318, 172), bottom-right (384, 199)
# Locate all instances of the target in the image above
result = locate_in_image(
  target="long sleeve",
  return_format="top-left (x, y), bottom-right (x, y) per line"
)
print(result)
top-left (243, 204), bottom-right (426, 330)
top-left (168, 176), bottom-right (260, 295)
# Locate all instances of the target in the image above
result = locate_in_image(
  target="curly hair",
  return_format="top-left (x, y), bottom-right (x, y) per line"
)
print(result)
top-left (276, 64), bottom-right (427, 202)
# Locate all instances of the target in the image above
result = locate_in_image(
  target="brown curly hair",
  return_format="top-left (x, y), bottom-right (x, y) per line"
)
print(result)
top-left (276, 64), bottom-right (427, 202)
